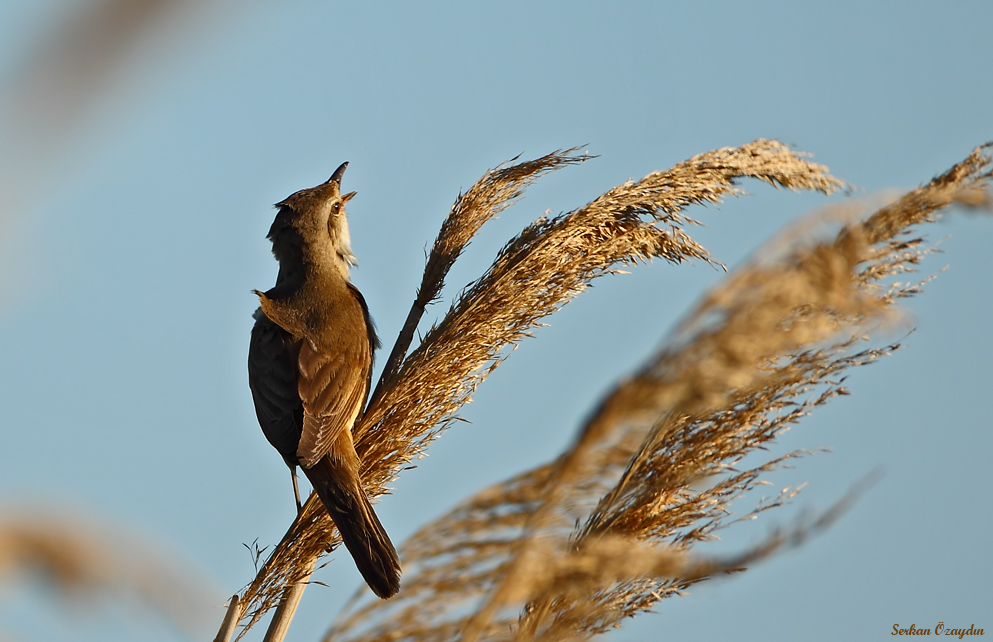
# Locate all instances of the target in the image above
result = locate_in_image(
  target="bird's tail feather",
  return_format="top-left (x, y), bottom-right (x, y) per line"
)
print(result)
top-left (304, 456), bottom-right (401, 599)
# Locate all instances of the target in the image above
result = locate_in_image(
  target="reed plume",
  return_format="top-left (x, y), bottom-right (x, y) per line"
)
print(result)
top-left (315, 143), bottom-right (990, 642)
top-left (232, 139), bottom-right (850, 637)
top-left (0, 512), bottom-right (214, 637)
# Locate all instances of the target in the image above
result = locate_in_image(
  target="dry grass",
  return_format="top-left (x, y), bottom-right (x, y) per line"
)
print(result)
top-left (369, 148), bottom-right (591, 402)
top-left (232, 139), bottom-right (853, 636)
top-left (308, 142), bottom-right (991, 642)
top-left (1, 0), bottom-right (213, 147)
top-left (0, 512), bottom-right (214, 637)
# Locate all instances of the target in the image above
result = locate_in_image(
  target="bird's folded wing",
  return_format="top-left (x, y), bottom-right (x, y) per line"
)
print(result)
top-left (248, 310), bottom-right (303, 462)
top-left (296, 337), bottom-right (370, 468)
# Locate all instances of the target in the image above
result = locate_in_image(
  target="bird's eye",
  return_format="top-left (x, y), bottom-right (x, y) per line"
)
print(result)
top-left (330, 202), bottom-right (341, 216)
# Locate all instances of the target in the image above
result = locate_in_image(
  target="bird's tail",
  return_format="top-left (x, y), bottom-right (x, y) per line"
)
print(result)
top-left (303, 454), bottom-right (401, 599)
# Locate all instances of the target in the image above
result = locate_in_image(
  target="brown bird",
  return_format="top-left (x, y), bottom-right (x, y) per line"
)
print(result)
top-left (247, 162), bottom-right (401, 599)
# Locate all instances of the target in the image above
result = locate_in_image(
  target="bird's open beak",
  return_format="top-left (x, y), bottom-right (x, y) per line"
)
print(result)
top-left (327, 161), bottom-right (349, 184)
top-left (342, 191), bottom-right (357, 204)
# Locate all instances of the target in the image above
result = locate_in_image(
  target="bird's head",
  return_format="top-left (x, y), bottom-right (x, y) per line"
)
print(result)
top-left (269, 161), bottom-right (359, 273)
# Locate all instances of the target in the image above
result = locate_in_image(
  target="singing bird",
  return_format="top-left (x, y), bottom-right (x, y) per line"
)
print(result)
top-left (247, 162), bottom-right (401, 599)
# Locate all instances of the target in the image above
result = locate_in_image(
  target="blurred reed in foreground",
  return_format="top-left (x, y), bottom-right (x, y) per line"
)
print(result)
top-left (0, 511), bottom-right (214, 638)
top-left (220, 139), bottom-right (989, 641)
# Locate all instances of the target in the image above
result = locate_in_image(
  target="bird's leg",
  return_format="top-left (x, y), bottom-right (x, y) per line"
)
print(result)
top-left (291, 467), bottom-right (302, 515)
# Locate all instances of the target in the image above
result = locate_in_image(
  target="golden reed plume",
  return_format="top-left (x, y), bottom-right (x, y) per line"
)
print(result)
top-left (227, 141), bottom-right (990, 641)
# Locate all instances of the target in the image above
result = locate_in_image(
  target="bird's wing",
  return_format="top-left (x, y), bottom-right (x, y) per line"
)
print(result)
top-left (296, 299), bottom-right (373, 469)
top-left (248, 309), bottom-right (304, 466)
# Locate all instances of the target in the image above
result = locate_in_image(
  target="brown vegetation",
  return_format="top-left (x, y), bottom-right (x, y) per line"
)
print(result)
top-left (221, 140), bottom-right (991, 641)
top-left (0, 512), bottom-right (214, 637)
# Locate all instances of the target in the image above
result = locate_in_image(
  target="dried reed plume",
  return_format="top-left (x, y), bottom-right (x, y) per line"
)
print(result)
top-left (230, 139), bottom-right (851, 637)
top-left (0, 0), bottom-right (229, 236)
top-left (2, 0), bottom-right (213, 146)
top-left (317, 143), bottom-right (990, 642)
top-left (0, 512), bottom-right (214, 637)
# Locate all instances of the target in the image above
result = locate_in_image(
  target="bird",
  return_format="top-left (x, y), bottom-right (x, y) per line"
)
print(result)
top-left (247, 162), bottom-right (401, 599)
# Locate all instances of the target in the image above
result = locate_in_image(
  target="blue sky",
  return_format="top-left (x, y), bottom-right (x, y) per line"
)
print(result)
top-left (0, 1), bottom-right (990, 640)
